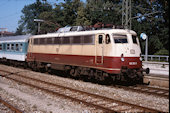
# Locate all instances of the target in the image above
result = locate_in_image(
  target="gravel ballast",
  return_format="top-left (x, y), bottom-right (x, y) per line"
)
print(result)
top-left (0, 64), bottom-right (169, 112)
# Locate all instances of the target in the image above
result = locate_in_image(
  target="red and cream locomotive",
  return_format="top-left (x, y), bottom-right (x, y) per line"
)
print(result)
top-left (26, 26), bottom-right (149, 83)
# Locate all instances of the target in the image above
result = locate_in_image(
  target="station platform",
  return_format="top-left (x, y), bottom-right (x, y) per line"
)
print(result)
top-left (142, 61), bottom-right (169, 77)
top-left (142, 61), bottom-right (169, 87)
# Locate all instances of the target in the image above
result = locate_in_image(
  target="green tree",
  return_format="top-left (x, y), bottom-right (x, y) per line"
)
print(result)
top-left (16, 0), bottom-right (168, 55)
top-left (59, 0), bottom-right (83, 26)
top-left (85, 0), bottom-right (122, 25)
top-left (75, 3), bottom-right (91, 26)
top-left (15, 24), bottom-right (26, 35)
top-left (131, 0), bottom-right (169, 55)
top-left (18, 0), bottom-right (52, 34)
top-left (38, 11), bottom-right (60, 33)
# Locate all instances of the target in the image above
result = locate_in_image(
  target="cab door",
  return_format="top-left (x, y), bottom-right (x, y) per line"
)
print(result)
top-left (27, 39), bottom-right (33, 60)
top-left (95, 34), bottom-right (105, 64)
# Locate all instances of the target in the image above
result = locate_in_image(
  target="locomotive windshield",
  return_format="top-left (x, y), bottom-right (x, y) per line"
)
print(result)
top-left (132, 35), bottom-right (138, 44)
top-left (112, 34), bottom-right (128, 43)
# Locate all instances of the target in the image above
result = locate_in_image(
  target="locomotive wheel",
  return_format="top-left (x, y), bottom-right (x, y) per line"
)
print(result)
top-left (103, 74), bottom-right (112, 85)
top-left (44, 65), bottom-right (49, 73)
top-left (70, 67), bottom-right (81, 79)
top-left (87, 69), bottom-right (95, 81)
top-left (95, 71), bottom-right (105, 82)
top-left (23, 63), bottom-right (28, 69)
top-left (75, 68), bottom-right (81, 77)
top-left (70, 68), bottom-right (75, 77)
top-left (110, 75), bottom-right (116, 83)
top-left (32, 62), bottom-right (37, 71)
top-left (116, 74), bottom-right (121, 81)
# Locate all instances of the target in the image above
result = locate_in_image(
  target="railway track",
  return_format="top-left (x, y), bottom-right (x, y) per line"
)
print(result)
top-left (0, 96), bottom-right (23, 113)
top-left (0, 69), bottom-right (164, 112)
top-left (114, 84), bottom-right (169, 99)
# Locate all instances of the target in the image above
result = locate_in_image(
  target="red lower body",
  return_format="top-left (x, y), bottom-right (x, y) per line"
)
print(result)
top-left (27, 53), bottom-right (142, 74)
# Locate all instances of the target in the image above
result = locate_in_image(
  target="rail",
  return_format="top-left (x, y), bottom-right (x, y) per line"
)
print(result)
top-left (0, 69), bottom-right (164, 112)
top-left (142, 55), bottom-right (169, 62)
top-left (0, 96), bottom-right (23, 113)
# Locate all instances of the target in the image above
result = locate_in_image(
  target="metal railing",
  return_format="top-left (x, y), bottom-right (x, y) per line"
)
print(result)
top-left (141, 55), bottom-right (169, 62)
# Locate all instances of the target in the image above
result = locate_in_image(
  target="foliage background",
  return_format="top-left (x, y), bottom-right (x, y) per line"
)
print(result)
top-left (16, 0), bottom-right (169, 55)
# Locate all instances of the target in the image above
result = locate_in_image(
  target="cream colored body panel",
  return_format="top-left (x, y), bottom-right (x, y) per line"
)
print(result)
top-left (28, 29), bottom-right (141, 58)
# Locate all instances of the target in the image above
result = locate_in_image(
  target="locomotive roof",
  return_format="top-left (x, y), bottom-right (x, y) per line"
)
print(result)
top-left (0, 35), bottom-right (31, 43)
top-left (31, 29), bottom-right (137, 38)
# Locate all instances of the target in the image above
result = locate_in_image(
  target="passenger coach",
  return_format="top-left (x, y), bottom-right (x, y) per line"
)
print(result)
top-left (0, 35), bottom-right (31, 66)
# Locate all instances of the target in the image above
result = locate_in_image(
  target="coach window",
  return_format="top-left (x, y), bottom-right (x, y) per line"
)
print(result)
top-left (20, 43), bottom-right (23, 52)
top-left (72, 36), bottom-right (81, 44)
top-left (54, 37), bottom-right (61, 44)
top-left (113, 34), bottom-right (128, 43)
top-left (7, 44), bottom-right (10, 51)
top-left (62, 37), bottom-right (70, 44)
top-left (106, 34), bottom-right (111, 44)
top-left (16, 44), bottom-right (19, 51)
top-left (98, 35), bottom-right (103, 44)
top-left (11, 44), bottom-right (13, 50)
top-left (83, 35), bottom-right (94, 44)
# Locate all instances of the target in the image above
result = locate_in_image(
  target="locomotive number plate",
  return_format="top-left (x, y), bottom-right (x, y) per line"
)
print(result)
top-left (129, 62), bottom-right (137, 65)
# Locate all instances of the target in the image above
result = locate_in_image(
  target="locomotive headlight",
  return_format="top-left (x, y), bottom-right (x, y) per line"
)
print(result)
top-left (121, 54), bottom-right (124, 62)
top-left (139, 53), bottom-right (142, 61)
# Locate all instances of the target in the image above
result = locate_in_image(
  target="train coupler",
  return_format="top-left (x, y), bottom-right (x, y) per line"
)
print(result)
top-left (140, 68), bottom-right (150, 74)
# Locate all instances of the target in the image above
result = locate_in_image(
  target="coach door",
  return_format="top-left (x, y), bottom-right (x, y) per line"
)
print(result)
top-left (95, 34), bottom-right (105, 64)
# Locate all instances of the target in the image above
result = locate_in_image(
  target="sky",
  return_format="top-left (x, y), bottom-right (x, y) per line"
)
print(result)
top-left (0, 0), bottom-right (82, 33)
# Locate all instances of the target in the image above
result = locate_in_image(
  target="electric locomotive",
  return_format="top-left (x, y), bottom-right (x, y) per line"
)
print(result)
top-left (26, 26), bottom-right (149, 83)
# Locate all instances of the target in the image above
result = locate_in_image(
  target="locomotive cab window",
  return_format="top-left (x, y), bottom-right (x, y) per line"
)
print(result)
top-left (132, 35), bottom-right (137, 44)
top-left (98, 35), bottom-right (103, 44)
top-left (113, 34), bottom-right (128, 43)
top-left (106, 34), bottom-right (111, 44)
